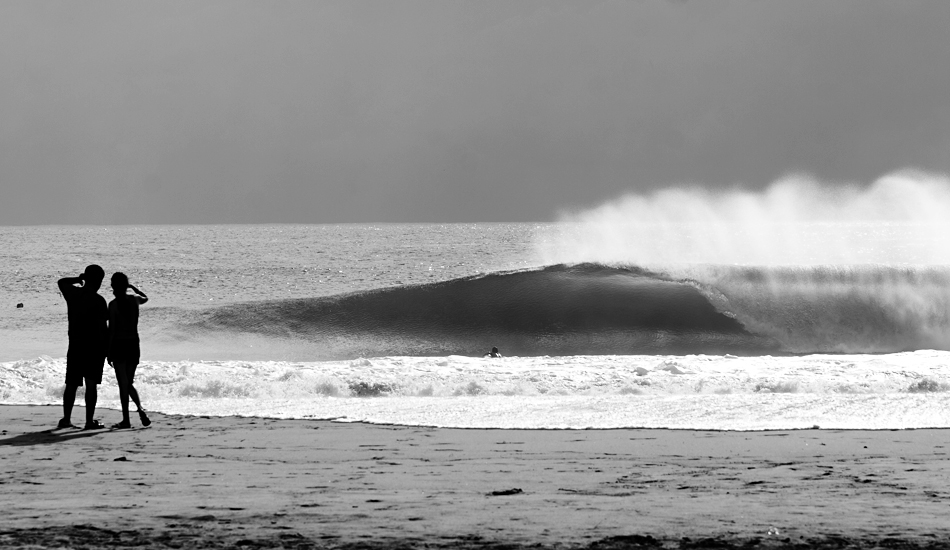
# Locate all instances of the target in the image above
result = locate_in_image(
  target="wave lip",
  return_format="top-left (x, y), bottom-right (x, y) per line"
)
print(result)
top-left (175, 264), bottom-right (777, 360)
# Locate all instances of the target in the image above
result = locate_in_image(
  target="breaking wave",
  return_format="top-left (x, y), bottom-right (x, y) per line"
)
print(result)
top-left (146, 262), bottom-right (950, 360)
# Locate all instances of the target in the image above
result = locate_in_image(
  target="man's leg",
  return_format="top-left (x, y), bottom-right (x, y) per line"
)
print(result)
top-left (84, 379), bottom-right (98, 426)
top-left (81, 355), bottom-right (107, 428)
top-left (62, 355), bottom-right (84, 426)
top-left (62, 384), bottom-right (78, 424)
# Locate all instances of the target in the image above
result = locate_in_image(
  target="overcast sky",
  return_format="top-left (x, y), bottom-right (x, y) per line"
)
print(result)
top-left (2, 0), bottom-right (948, 224)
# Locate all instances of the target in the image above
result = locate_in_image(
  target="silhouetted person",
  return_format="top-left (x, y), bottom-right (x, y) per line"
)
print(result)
top-left (108, 272), bottom-right (151, 429)
top-left (483, 346), bottom-right (502, 358)
top-left (57, 265), bottom-right (109, 430)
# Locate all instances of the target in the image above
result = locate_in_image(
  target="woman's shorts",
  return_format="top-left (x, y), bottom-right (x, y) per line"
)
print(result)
top-left (109, 338), bottom-right (141, 366)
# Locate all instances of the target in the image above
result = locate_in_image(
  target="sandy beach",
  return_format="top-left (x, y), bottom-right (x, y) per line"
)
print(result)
top-left (2, 404), bottom-right (950, 549)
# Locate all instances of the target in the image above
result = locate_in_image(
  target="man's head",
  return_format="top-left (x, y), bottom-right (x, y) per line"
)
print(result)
top-left (83, 264), bottom-right (105, 292)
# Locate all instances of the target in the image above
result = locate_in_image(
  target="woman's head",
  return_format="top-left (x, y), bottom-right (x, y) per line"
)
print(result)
top-left (111, 272), bottom-right (129, 295)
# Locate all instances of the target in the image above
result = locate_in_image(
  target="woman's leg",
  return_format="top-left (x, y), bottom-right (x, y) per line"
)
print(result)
top-left (127, 362), bottom-right (144, 412)
top-left (114, 362), bottom-right (131, 424)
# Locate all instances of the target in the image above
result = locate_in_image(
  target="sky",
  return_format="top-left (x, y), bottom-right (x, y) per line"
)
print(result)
top-left (2, 0), bottom-right (948, 224)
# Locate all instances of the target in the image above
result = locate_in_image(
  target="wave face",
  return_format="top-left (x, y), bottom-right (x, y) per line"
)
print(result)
top-left (172, 264), bottom-right (778, 360)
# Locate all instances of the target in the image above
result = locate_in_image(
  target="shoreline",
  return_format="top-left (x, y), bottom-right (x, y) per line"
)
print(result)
top-left (3, 405), bottom-right (950, 548)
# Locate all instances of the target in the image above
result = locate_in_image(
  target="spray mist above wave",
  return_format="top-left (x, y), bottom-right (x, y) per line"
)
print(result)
top-left (537, 171), bottom-right (950, 266)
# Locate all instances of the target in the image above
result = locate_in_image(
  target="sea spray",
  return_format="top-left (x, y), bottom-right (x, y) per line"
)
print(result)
top-left (681, 265), bottom-right (950, 353)
top-left (537, 170), bottom-right (950, 267)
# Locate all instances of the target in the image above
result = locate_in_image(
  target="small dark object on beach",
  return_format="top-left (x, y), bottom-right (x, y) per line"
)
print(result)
top-left (16, 303), bottom-right (23, 308)
top-left (113, 457), bottom-right (128, 462)
top-left (488, 488), bottom-right (523, 496)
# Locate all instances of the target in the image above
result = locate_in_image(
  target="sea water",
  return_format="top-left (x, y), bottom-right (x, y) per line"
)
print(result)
top-left (3, 214), bottom-right (950, 430)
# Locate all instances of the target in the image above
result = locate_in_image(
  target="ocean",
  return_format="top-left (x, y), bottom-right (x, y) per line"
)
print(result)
top-left (3, 220), bottom-right (950, 430)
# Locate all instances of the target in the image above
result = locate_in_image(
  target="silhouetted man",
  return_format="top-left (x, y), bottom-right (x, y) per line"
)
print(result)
top-left (57, 265), bottom-right (108, 430)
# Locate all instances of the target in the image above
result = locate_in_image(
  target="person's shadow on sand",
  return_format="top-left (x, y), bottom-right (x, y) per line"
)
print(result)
top-left (0, 428), bottom-right (105, 447)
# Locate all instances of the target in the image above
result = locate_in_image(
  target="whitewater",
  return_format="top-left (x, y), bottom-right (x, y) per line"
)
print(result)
top-left (4, 171), bottom-right (950, 430)
top-left (4, 351), bottom-right (950, 430)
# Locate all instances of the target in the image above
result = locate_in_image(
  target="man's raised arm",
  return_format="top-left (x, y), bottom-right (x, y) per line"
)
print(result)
top-left (58, 274), bottom-right (84, 296)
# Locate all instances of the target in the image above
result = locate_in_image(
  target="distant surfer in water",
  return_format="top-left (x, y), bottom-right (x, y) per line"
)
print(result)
top-left (57, 265), bottom-right (109, 430)
top-left (483, 346), bottom-right (502, 358)
top-left (107, 272), bottom-right (151, 429)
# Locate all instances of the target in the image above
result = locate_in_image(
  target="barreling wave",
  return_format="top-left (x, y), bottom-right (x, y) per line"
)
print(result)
top-left (148, 262), bottom-right (950, 360)
top-left (159, 264), bottom-right (774, 360)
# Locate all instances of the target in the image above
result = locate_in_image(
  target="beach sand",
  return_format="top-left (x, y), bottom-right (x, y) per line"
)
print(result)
top-left (2, 404), bottom-right (949, 549)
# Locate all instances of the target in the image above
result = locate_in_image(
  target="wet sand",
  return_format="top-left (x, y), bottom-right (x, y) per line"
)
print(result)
top-left (2, 404), bottom-right (950, 549)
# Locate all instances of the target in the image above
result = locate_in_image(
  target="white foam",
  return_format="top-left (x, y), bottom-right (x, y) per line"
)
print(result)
top-left (5, 351), bottom-right (950, 430)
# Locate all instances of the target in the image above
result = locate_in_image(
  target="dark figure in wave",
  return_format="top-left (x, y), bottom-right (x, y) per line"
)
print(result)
top-left (57, 265), bottom-right (109, 430)
top-left (483, 346), bottom-right (502, 358)
top-left (108, 272), bottom-right (151, 429)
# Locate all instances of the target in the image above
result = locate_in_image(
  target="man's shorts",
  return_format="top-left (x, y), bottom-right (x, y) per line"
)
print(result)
top-left (66, 344), bottom-right (105, 386)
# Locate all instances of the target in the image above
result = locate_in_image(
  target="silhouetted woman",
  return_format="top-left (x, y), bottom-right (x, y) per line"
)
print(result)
top-left (108, 272), bottom-right (151, 428)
